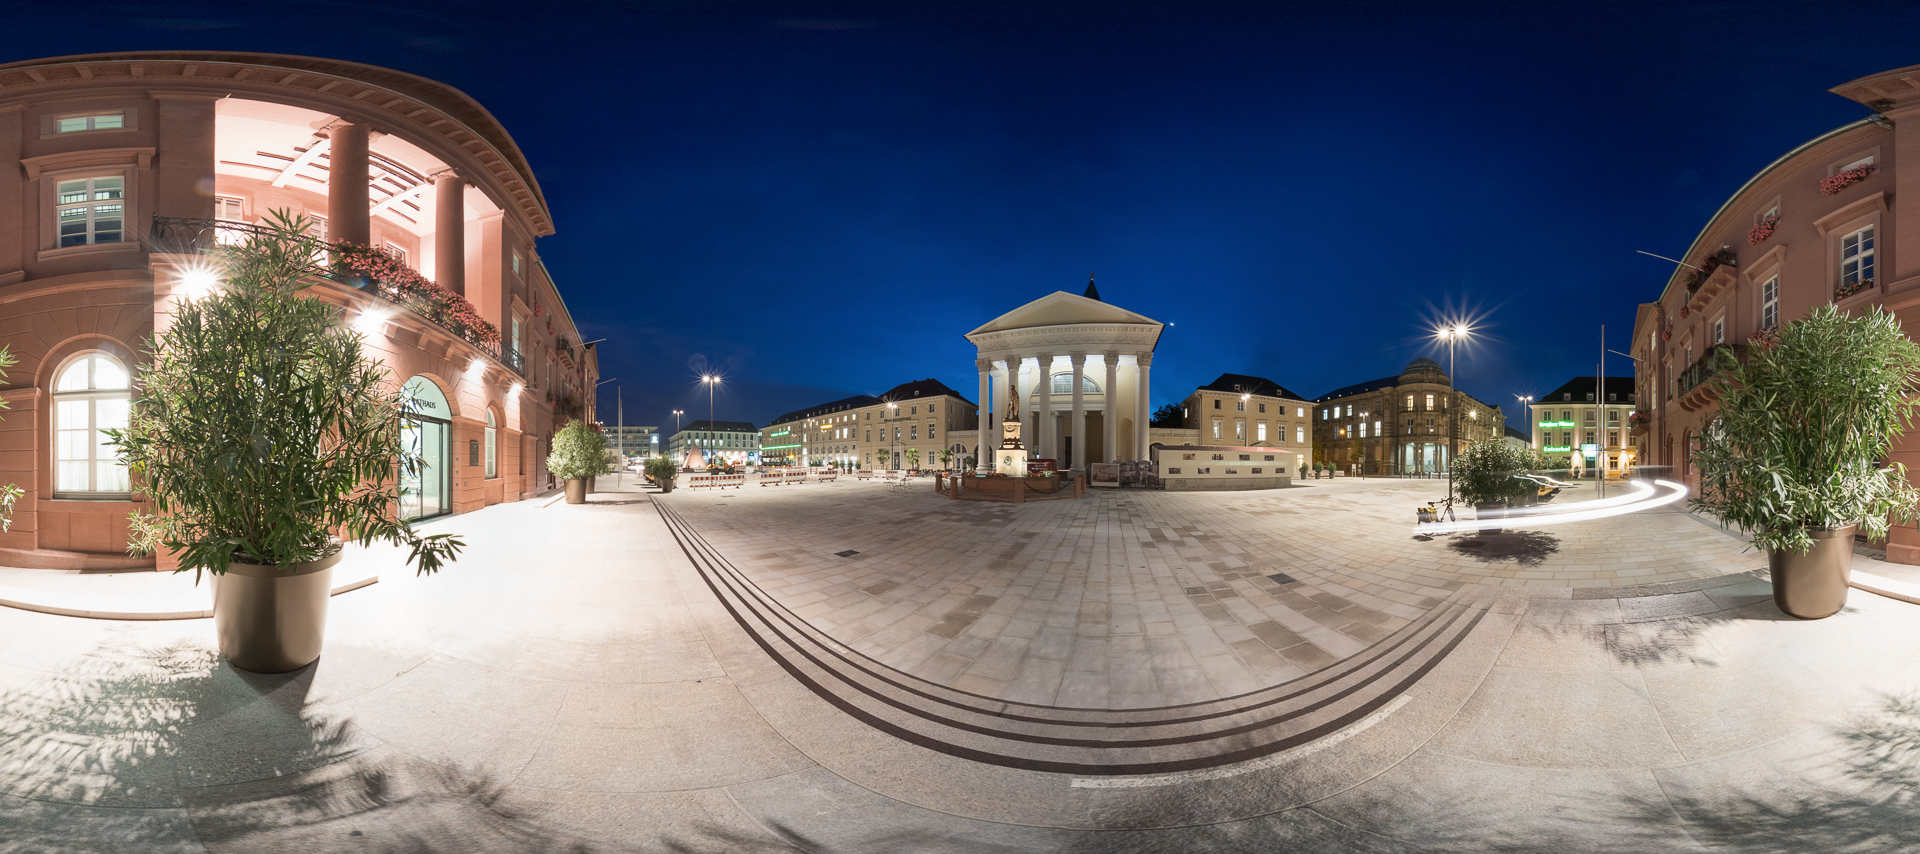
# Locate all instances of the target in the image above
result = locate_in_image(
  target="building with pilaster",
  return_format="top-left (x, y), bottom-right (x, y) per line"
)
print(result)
top-left (1312, 358), bottom-right (1505, 475)
top-left (1528, 376), bottom-right (1636, 471)
top-left (758, 380), bottom-right (977, 470)
top-left (0, 51), bottom-right (590, 570)
top-left (671, 420), bottom-right (759, 466)
top-left (964, 280), bottom-right (1163, 474)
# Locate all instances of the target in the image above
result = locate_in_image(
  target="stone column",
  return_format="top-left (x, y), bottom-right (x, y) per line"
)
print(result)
top-left (1035, 353), bottom-right (1054, 461)
top-left (434, 171), bottom-right (467, 296)
top-left (1135, 352), bottom-right (1153, 459)
top-left (1103, 352), bottom-right (1119, 462)
top-left (325, 121), bottom-right (370, 247)
top-left (1069, 353), bottom-right (1087, 474)
top-left (976, 358), bottom-right (994, 472)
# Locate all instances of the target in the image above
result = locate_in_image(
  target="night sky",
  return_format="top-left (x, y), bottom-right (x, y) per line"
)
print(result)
top-left (9, 1), bottom-right (1920, 441)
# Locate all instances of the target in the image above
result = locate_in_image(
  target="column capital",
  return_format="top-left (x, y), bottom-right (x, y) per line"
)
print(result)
top-left (1104, 351), bottom-right (1120, 365)
top-left (1137, 352), bottom-right (1153, 367)
top-left (1036, 352), bottom-right (1054, 364)
top-left (1069, 353), bottom-right (1086, 366)
top-left (975, 358), bottom-right (993, 372)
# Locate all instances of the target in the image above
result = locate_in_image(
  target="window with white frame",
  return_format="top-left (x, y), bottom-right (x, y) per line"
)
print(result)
top-left (485, 409), bottom-right (498, 478)
top-left (1712, 317), bottom-right (1724, 345)
top-left (1235, 421), bottom-right (1245, 441)
top-left (1235, 399), bottom-right (1245, 412)
top-left (1296, 425), bottom-right (1305, 443)
top-left (56, 176), bottom-right (124, 247)
top-left (385, 242), bottom-right (408, 265)
top-left (1257, 422), bottom-right (1267, 442)
top-left (1761, 276), bottom-right (1779, 328)
top-left (1841, 225), bottom-right (1876, 287)
top-left (306, 214), bottom-right (328, 242)
top-left (1425, 393), bottom-right (1434, 410)
top-left (53, 354), bottom-right (132, 495)
top-left (56, 112), bottom-right (125, 133)
top-left (1374, 420), bottom-right (1381, 435)
top-left (1295, 407), bottom-right (1304, 417)
top-left (214, 195), bottom-right (245, 221)
top-left (1357, 422), bottom-right (1367, 438)
top-left (1212, 418), bottom-right (1222, 439)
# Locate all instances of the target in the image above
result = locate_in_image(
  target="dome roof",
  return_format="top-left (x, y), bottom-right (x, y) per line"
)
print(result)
top-left (1401, 357), bottom-right (1447, 379)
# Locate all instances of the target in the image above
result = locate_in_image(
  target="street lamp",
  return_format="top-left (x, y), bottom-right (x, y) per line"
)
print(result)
top-left (886, 401), bottom-right (899, 471)
top-left (1436, 324), bottom-right (1473, 502)
top-left (672, 409), bottom-right (684, 464)
top-left (702, 375), bottom-right (720, 467)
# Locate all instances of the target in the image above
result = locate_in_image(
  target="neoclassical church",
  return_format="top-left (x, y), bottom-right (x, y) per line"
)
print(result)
top-left (963, 279), bottom-right (1164, 473)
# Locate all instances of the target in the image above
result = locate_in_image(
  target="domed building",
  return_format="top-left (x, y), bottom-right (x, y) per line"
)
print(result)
top-left (1312, 358), bottom-right (1505, 475)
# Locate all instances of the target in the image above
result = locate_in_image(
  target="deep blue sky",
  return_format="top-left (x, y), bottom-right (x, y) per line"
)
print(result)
top-left (9, 1), bottom-right (1920, 439)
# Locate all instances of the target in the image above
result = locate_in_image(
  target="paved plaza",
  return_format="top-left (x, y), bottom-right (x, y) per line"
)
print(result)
top-left (0, 476), bottom-right (1917, 852)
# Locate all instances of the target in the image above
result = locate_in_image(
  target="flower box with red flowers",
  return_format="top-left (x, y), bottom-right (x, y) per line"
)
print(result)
top-left (1747, 215), bottom-right (1779, 246)
top-left (1834, 278), bottom-right (1874, 300)
top-left (1821, 163), bottom-right (1875, 196)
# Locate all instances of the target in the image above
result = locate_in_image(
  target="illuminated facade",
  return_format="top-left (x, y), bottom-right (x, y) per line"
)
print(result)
top-left (1312, 358), bottom-right (1505, 475)
top-left (1630, 61), bottom-right (1920, 562)
top-left (759, 380), bottom-right (977, 469)
top-left (1526, 377), bottom-right (1636, 471)
top-left (0, 52), bottom-right (592, 569)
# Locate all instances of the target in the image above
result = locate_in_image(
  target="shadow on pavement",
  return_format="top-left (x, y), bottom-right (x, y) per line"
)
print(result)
top-left (1444, 531), bottom-right (1561, 567)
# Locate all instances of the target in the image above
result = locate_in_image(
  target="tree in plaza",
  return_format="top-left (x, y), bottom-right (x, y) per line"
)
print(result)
top-left (1150, 403), bottom-right (1184, 428)
top-left (904, 448), bottom-right (920, 470)
top-left (938, 448), bottom-right (952, 469)
top-left (875, 448), bottom-right (891, 469)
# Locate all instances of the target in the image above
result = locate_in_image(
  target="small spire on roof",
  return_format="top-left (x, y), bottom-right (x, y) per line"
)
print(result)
top-left (1084, 272), bottom-right (1101, 302)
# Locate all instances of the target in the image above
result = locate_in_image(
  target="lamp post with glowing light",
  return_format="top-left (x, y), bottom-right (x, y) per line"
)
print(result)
top-left (887, 401), bottom-right (899, 471)
top-left (702, 376), bottom-right (720, 467)
top-left (1436, 324), bottom-right (1472, 502)
top-left (672, 410), bottom-right (684, 465)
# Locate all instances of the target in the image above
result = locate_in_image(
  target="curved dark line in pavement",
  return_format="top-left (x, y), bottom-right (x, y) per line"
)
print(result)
top-left (657, 500), bottom-right (1486, 773)
top-left (660, 499), bottom-right (1470, 727)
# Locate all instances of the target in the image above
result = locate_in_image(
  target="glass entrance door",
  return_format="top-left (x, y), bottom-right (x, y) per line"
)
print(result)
top-left (400, 377), bottom-right (452, 521)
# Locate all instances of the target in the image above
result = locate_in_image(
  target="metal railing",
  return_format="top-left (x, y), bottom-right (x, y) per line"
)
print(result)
top-left (1676, 344), bottom-right (1729, 396)
top-left (151, 215), bottom-right (523, 376)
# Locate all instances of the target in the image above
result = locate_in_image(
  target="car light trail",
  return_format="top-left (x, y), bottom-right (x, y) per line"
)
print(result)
top-left (1415, 479), bottom-right (1690, 535)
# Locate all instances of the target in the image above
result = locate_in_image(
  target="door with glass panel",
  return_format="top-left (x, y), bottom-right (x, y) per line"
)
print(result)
top-left (399, 377), bottom-right (452, 521)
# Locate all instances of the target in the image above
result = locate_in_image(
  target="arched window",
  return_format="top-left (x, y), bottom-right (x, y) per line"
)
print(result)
top-left (484, 408), bottom-right (498, 479)
top-left (1049, 373), bottom-right (1101, 394)
top-left (53, 353), bottom-right (131, 495)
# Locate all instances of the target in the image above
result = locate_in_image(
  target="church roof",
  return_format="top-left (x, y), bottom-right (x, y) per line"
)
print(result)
top-left (966, 290), bottom-right (1162, 338)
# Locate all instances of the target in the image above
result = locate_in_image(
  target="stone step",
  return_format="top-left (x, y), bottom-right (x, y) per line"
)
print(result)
top-left (656, 499), bottom-right (1489, 774)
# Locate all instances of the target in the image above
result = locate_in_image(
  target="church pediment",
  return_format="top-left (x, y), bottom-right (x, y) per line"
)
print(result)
top-left (967, 291), bottom-right (1162, 338)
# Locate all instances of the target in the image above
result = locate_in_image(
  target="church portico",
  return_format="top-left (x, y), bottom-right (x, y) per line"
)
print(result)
top-left (965, 282), bottom-right (1164, 475)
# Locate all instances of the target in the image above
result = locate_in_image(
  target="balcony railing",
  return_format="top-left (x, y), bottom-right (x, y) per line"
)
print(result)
top-left (152, 215), bottom-right (522, 376)
top-left (1677, 344), bottom-right (1730, 396)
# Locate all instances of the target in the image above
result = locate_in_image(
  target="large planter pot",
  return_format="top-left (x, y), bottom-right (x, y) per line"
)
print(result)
top-left (652, 475), bottom-right (675, 493)
top-left (212, 548), bottom-right (342, 673)
top-left (1767, 525), bottom-right (1856, 619)
top-left (565, 478), bottom-right (587, 504)
top-left (1474, 502), bottom-right (1507, 533)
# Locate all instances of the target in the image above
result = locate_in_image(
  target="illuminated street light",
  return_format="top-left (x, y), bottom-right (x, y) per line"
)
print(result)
top-left (1435, 323), bottom-right (1475, 503)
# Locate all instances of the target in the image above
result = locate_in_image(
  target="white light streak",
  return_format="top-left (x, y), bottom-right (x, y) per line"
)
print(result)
top-left (1416, 479), bottom-right (1690, 535)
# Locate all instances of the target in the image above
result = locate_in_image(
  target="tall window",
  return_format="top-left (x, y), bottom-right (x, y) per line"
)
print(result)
top-left (1235, 421), bottom-right (1245, 441)
top-left (928, 424), bottom-right (936, 439)
top-left (1761, 276), bottom-right (1779, 328)
top-left (1841, 225), bottom-right (1876, 287)
top-left (1712, 318), bottom-right (1724, 345)
top-left (1296, 425), bottom-right (1305, 443)
top-left (1425, 393), bottom-right (1434, 410)
top-left (53, 354), bottom-right (131, 495)
top-left (1212, 418), bottom-right (1222, 439)
top-left (1235, 399), bottom-right (1245, 412)
top-left (1405, 394), bottom-right (1414, 410)
top-left (56, 176), bottom-right (124, 247)
top-left (1257, 422), bottom-right (1267, 442)
top-left (484, 409), bottom-right (498, 478)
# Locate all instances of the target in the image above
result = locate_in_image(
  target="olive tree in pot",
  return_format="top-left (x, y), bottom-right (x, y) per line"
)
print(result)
top-left (644, 456), bottom-right (678, 492)
top-left (548, 419), bottom-right (612, 503)
top-left (1693, 305), bottom-right (1920, 619)
top-left (1454, 440), bottom-right (1537, 528)
top-left (111, 212), bottom-right (464, 673)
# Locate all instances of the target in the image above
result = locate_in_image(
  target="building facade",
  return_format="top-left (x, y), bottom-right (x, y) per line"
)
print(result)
top-left (1312, 358), bottom-right (1505, 475)
top-left (1629, 61), bottom-right (1920, 563)
top-left (1527, 377), bottom-right (1636, 472)
top-left (0, 52), bottom-right (593, 570)
top-left (1178, 373), bottom-right (1314, 474)
top-left (671, 420), bottom-right (758, 466)
top-left (604, 425), bottom-right (659, 460)
top-left (758, 379), bottom-right (978, 470)
top-left (965, 285), bottom-right (1163, 474)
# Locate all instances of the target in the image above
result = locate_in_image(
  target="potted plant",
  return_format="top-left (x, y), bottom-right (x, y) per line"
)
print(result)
top-left (1693, 305), bottom-right (1920, 618)
top-left (548, 418), bottom-right (613, 504)
top-left (1453, 440), bottom-right (1536, 524)
top-left (111, 212), bottom-right (464, 673)
top-left (0, 346), bottom-right (21, 531)
top-left (643, 456), bottom-right (678, 492)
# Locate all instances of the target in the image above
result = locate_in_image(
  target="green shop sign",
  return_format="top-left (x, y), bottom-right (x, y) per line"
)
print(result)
top-left (1538, 420), bottom-right (1575, 428)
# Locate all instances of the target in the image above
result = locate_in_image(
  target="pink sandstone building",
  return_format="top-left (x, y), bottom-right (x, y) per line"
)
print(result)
top-left (0, 52), bottom-right (597, 570)
top-left (1633, 61), bottom-right (1920, 563)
